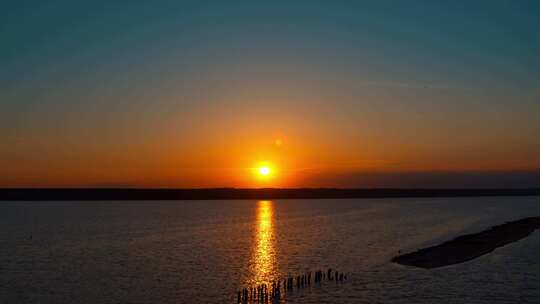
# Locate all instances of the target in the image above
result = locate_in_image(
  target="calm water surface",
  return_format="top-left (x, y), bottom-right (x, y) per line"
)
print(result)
top-left (2, 197), bottom-right (540, 303)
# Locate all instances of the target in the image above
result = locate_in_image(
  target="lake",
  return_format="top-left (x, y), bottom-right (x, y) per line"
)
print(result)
top-left (2, 197), bottom-right (540, 303)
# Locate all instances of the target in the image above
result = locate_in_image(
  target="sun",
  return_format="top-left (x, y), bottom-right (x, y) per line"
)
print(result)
top-left (258, 166), bottom-right (270, 176)
top-left (253, 162), bottom-right (275, 182)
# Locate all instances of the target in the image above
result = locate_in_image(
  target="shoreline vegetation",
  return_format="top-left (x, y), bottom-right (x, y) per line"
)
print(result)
top-left (392, 217), bottom-right (540, 269)
top-left (1, 188), bottom-right (539, 201)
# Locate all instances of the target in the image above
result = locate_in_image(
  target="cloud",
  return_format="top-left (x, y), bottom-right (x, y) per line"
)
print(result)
top-left (298, 170), bottom-right (540, 188)
top-left (292, 159), bottom-right (401, 174)
top-left (358, 81), bottom-right (449, 90)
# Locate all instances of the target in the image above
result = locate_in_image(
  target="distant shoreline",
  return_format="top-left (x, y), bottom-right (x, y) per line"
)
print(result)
top-left (392, 217), bottom-right (540, 269)
top-left (1, 188), bottom-right (539, 201)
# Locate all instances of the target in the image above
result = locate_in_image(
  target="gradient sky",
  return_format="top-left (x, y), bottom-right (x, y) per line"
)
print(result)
top-left (1, 0), bottom-right (539, 188)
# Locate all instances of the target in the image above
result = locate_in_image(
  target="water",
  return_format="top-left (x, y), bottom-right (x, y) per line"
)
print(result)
top-left (1, 197), bottom-right (540, 303)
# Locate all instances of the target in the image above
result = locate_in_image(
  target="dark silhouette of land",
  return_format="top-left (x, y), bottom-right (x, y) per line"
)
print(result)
top-left (392, 217), bottom-right (540, 269)
top-left (1, 188), bottom-right (539, 201)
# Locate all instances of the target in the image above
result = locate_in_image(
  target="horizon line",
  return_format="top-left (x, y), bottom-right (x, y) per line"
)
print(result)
top-left (2, 187), bottom-right (539, 201)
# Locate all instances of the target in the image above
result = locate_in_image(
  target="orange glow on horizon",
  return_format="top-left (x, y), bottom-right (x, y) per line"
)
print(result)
top-left (2, 126), bottom-right (539, 188)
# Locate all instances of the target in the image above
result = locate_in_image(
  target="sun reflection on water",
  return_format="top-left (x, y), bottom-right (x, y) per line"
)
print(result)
top-left (250, 200), bottom-right (278, 285)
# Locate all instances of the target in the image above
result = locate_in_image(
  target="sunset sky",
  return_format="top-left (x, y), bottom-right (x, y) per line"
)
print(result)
top-left (1, 1), bottom-right (539, 188)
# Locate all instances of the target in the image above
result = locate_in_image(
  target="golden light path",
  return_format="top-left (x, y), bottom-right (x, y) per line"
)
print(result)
top-left (251, 200), bottom-right (278, 285)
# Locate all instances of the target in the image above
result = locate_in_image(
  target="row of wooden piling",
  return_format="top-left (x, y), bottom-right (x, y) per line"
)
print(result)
top-left (237, 268), bottom-right (347, 303)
